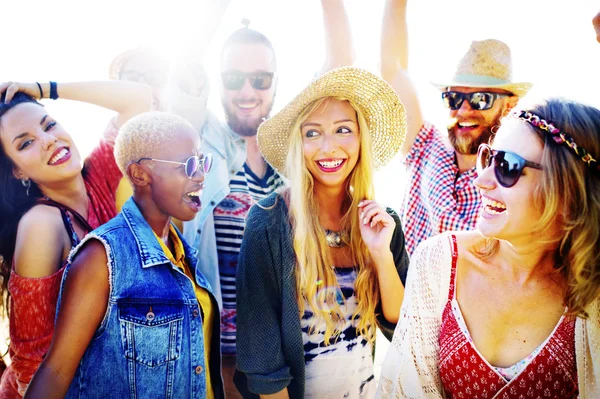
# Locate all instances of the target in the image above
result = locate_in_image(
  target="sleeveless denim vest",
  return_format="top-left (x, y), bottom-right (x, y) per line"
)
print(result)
top-left (60, 198), bottom-right (224, 398)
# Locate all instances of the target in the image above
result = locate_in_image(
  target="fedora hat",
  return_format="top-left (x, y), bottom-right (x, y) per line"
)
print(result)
top-left (257, 67), bottom-right (407, 178)
top-left (432, 39), bottom-right (532, 97)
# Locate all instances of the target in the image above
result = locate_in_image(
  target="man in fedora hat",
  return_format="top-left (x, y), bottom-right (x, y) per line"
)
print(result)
top-left (380, 0), bottom-right (532, 255)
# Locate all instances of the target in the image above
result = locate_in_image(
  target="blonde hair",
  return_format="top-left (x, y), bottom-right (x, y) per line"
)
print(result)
top-left (114, 111), bottom-right (195, 180)
top-left (285, 96), bottom-right (379, 344)
top-left (475, 98), bottom-right (600, 317)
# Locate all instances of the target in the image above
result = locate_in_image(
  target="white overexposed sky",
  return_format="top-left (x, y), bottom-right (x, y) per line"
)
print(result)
top-left (3, 0), bottom-right (600, 211)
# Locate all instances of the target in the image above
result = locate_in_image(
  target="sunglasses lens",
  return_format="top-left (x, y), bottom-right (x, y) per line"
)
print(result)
top-left (442, 92), bottom-right (463, 110)
top-left (202, 154), bottom-right (213, 175)
top-left (221, 73), bottom-right (245, 90)
top-left (493, 152), bottom-right (524, 188)
top-left (468, 92), bottom-right (495, 111)
top-left (250, 73), bottom-right (273, 90)
top-left (185, 157), bottom-right (199, 178)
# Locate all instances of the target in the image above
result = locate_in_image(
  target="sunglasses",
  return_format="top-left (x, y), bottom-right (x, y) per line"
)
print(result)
top-left (137, 154), bottom-right (213, 179)
top-left (221, 71), bottom-right (275, 91)
top-left (477, 144), bottom-right (542, 187)
top-left (442, 91), bottom-right (510, 111)
top-left (120, 69), bottom-right (167, 87)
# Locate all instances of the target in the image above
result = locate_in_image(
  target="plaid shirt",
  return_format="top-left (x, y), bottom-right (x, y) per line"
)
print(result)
top-left (401, 122), bottom-right (481, 255)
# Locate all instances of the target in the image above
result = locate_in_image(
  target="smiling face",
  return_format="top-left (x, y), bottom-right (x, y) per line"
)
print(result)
top-left (141, 126), bottom-right (205, 222)
top-left (301, 98), bottom-right (360, 191)
top-left (220, 43), bottom-right (276, 137)
top-left (446, 86), bottom-right (515, 155)
top-left (0, 102), bottom-right (83, 188)
top-left (474, 119), bottom-right (547, 244)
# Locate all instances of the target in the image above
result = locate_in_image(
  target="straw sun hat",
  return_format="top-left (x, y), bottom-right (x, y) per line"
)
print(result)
top-left (257, 67), bottom-right (407, 177)
top-left (431, 39), bottom-right (532, 98)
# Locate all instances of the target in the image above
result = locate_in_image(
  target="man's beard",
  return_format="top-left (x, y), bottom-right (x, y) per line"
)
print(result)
top-left (447, 117), bottom-right (500, 155)
top-left (222, 96), bottom-right (275, 137)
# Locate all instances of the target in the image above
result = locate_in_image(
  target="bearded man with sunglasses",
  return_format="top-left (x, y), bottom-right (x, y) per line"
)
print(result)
top-left (380, 0), bottom-right (532, 255)
top-left (182, 23), bottom-right (284, 399)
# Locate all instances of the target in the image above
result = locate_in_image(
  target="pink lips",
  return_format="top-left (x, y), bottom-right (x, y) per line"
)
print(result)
top-left (48, 147), bottom-right (71, 166)
top-left (315, 159), bottom-right (346, 173)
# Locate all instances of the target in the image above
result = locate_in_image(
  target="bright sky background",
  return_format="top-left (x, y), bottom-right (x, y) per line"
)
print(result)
top-left (3, 0), bottom-right (600, 212)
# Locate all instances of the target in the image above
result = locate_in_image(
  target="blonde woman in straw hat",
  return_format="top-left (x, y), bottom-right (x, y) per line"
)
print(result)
top-left (380, 0), bottom-right (531, 256)
top-left (234, 67), bottom-right (410, 399)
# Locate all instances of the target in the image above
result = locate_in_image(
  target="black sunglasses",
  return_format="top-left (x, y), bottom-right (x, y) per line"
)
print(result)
top-left (221, 71), bottom-right (275, 91)
top-left (442, 91), bottom-right (510, 111)
top-left (137, 154), bottom-right (213, 179)
top-left (477, 144), bottom-right (542, 187)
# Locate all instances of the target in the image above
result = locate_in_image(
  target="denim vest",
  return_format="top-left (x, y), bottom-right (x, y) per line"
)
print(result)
top-left (183, 112), bottom-right (246, 310)
top-left (61, 198), bottom-right (224, 398)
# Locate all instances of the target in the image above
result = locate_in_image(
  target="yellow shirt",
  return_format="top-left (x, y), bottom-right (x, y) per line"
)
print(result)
top-left (153, 225), bottom-right (214, 399)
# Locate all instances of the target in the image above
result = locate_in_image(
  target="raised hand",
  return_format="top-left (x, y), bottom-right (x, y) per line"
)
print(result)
top-left (357, 200), bottom-right (395, 258)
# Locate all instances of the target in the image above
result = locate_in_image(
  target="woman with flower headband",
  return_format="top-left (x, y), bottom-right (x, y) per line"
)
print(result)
top-left (0, 81), bottom-right (151, 398)
top-left (377, 98), bottom-right (600, 398)
top-left (234, 67), bottom-right (410, 399)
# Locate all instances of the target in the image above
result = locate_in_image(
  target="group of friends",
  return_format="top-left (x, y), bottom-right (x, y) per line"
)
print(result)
top-left (0, 1), bottom-right (599, 398)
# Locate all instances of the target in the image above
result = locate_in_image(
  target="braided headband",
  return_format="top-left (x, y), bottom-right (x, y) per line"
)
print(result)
top-left (511, 110), bottom-right (599, 170)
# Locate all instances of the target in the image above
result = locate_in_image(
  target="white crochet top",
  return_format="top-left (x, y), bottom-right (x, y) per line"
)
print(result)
top-left (376, 233), bottom-right (600, 399)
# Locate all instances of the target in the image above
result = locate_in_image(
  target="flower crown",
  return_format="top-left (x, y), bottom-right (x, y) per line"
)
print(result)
top-left (512, 110), bottom-right (599, 171)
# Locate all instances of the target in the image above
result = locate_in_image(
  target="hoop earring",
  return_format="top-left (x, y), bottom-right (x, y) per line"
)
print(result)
top-left (21, 179), bottom-right (31, 197)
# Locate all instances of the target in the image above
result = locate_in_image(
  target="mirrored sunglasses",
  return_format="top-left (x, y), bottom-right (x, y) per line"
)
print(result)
top-left (442, 91), bottom-right (510, 111)
top-left (137, 154), bottom-right (213, 179)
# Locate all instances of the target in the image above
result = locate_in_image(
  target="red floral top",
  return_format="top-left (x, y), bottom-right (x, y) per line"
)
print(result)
top-left (439, 235), bottom-right (578, 399)
top-left (0, 120), bottom-right (122, 398)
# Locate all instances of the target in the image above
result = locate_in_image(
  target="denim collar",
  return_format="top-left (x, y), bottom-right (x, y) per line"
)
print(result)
top-left (120, 197), bottom-right (199, 269)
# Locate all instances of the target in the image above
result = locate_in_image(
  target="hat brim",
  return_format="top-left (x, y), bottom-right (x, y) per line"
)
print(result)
top-left (257, 67), bottom-right (407, 179)
top-left (431, 80), bottom-right (533, 98)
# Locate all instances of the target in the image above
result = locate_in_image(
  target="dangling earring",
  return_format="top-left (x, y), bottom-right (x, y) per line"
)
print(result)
top-left (21, 179), bottom-right (31, 197)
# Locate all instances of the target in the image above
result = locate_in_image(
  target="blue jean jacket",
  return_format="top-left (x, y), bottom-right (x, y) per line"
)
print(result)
top-left (183, 112), bottom-right (246, 310)
top-left (60, 197), bottom-right (224, 398)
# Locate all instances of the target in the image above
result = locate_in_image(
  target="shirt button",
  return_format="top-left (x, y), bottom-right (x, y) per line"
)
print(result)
top-left (192, 308), bottom-right (199, 317)
top-left (210, 201), bottom-right (216, 206)
top-left (195, 365), bottom-right (203, 374)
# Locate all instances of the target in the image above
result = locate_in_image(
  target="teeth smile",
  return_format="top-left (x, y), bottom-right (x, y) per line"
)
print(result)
top-left (459, 122), bottom-right (478, 127)
top-left (482, 196), bottom-right (507, 214)
top-left (49, 148), bottom-right (68, 164)
top-left (318, 159), bottom-right (343, 168)
top-left (237, 103), bottom-right (258, 109)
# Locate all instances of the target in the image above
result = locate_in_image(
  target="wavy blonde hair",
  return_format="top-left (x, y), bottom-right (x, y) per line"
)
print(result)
top-left (475, 98), bottom-right (600, 317)
top-left (284, 96), bottom-right (379, 345)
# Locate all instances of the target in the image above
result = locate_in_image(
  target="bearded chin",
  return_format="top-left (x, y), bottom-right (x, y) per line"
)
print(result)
top-left (223, 97), bottom-right (275, 138)
top-left (448, 125), bottom-right (495, 155)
